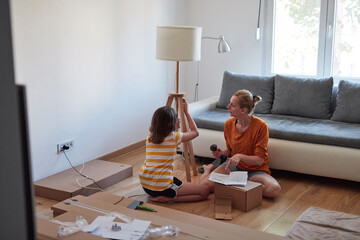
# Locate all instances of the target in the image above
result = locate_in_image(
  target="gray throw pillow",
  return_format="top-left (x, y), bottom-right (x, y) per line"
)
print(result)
top-left (271, 75), bottom-right (333, 119)
top-left (331, 80), bottom-right (360, 123)
top-left (216, 71), bottom-right (275, 114)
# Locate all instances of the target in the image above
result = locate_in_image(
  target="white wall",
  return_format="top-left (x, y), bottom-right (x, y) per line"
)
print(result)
top-left (10, 0), bottom-right (264, 181)
top-left (10, 0), bottom-right (186, 181)
top-left (182, 0), bottom-right (266, 102)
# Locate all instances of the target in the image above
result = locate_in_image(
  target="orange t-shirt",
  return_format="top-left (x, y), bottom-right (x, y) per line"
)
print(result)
top-left (224, 116), bottom-right (270, 174)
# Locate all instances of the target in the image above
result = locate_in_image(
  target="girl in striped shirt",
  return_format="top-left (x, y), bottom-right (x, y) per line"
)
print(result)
top-left (139, 99), bottom-right (210, 203)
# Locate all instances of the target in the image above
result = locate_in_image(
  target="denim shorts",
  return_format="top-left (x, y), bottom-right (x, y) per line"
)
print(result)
top-left (143, 177), bottom-right (183, 198)
top-left (222, 162), bottom-right (267, 179)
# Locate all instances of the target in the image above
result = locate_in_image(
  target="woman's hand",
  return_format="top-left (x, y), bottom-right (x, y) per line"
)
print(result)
top-left (225, 154), bottom-right (243, 169)
top-left (212, 149), bottom-right (224, 158)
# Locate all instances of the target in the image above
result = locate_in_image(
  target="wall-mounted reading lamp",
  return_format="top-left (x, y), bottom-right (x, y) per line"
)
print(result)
top-left (202, 35), bottom-right (231, 53)
top-left (194, 35), bottom-right (231, 101)
top-left (256, 0), bottom-right (262, 40)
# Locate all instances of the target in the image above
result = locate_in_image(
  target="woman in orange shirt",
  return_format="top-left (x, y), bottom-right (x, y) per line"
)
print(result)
top-left (199, 89), bottom-right (281, 198)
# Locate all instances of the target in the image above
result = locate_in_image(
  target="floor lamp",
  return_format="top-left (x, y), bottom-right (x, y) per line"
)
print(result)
top-left (194, 35), bottom-right (231, 101)
top-left (156, 25), bottom-right (202, 182)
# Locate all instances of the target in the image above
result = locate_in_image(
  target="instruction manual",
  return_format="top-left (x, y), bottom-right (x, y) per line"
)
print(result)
top-left (209, 171), bottom-right (248, 186)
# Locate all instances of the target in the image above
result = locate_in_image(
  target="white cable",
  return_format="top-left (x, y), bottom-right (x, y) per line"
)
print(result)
top-left (75, 178), bottom-right (104, 192)
top-left (194, 61), bottom-right (200, 102)
top-left (63, 150), bottom-right (104, 192)
top-left (75, 162), bottom-right (104, 192)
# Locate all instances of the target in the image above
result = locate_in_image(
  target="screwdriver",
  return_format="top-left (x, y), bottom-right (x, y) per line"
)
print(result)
top-left (135, 205), bottom-right (157, 212)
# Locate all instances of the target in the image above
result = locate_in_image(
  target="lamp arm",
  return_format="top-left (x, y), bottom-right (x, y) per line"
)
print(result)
top-left (201, 36), bottom-right (221, 40)
top-left (195, 35), bottom-right (231, 101)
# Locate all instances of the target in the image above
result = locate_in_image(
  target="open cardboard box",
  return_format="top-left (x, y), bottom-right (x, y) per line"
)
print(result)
top-left (214, 180), bottom-right (262, 212)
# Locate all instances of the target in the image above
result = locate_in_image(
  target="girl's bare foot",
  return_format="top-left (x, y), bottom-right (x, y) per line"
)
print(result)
top-left (202, 164), bottom-right (215, 173)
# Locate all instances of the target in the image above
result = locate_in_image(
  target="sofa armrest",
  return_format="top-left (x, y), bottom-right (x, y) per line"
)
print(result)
top-left (189, 96), bottom-right (220, 116)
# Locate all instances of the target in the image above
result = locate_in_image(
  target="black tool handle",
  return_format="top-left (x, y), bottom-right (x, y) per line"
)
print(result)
top-left (210, 144), bottom-right (217, 151)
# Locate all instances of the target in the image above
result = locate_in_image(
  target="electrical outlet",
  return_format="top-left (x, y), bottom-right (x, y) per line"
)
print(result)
top-left (57, 139), bottom-right (74, 154)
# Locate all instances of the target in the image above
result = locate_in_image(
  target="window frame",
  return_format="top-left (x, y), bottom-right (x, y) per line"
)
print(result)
top-left (263, 0), bottom-right (360, 83)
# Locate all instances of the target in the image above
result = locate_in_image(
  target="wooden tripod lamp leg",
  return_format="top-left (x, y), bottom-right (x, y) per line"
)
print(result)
top-left (188, 141), bottom-right (198, 176)
top-left (166, 95), bottom-right (174, 107)
top-left (167, 93), bottom-right (197, 182)
top-left (177, 96), bottom-right (192, 182)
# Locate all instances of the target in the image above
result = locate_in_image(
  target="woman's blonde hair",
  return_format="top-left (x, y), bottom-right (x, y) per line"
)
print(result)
top-left (233, 89), bottom-right (262, 114)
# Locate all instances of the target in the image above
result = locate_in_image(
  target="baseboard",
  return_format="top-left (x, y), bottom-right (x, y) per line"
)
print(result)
top-left (99, 139), bottom-right (146, 161)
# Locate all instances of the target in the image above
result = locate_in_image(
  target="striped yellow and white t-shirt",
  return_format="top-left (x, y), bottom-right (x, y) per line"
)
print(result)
top-left (139, 131), bottom-right (183, 191)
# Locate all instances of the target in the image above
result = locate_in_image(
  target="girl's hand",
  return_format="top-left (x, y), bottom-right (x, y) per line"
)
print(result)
top-left (183, 99), bottom-right (188, 113)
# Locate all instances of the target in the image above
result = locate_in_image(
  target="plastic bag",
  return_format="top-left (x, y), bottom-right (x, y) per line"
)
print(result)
top-left (53, 211), bottom-right (134, 237)
top-left (139, 225), bottom-right (180, 239)
top-left (52, 215), bottom-right (89, 237)
top-left (107, 211), bottom-right (134, 223)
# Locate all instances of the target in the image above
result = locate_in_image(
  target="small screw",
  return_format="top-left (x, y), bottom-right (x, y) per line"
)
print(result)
top-left (111, 223), bottom-right (121, 231)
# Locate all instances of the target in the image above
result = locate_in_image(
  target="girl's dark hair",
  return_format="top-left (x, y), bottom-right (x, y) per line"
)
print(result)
top-left (148, 106), bottom-right (177, 144)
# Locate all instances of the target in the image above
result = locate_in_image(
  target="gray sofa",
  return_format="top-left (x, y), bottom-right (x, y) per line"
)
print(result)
top-left (189, 71), bottom-right (360, 182)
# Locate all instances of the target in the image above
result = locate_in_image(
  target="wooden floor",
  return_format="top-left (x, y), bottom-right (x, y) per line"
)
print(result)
top-left (35, 147), bottom-right (360, 237)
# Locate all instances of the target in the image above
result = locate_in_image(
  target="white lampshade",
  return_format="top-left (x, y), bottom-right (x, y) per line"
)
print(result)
top-left (156, 26), bottom-right (202, 62)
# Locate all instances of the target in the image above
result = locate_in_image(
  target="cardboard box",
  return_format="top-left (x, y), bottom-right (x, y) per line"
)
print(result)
top-left (34, 159), bottom-right (132, 201)
top-left (214, 181), bottom-right (262, 212)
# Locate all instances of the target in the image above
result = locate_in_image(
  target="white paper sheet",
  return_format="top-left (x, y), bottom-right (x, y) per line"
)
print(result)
top-left (209, 171), bottom-right (247, 186)
top-left (82, 215), bottom-right (115, 232)
top-left (85, 216), bottom-right (151, 240)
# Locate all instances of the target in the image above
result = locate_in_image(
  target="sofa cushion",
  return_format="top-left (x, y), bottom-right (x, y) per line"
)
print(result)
top-left (331, 80), bottom-right (360, 123)
top-left (193, 108), bottom-right (231, 131)
top-left (257, 113), bottom-right (360, 149)
top-left (216, 71), bottom-right (275, 114)
top-left (330, 85), bottom-right (337, 114)
top-left (193, 109), bottom-right (360, 149)
top-left (271, 75), bottom-right (333, 119)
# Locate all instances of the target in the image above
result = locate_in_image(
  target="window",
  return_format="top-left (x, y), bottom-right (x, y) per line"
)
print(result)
top-left (333, 0), bottom-right (360, 78)
top-left (266, 0), bottom-right (360, 82)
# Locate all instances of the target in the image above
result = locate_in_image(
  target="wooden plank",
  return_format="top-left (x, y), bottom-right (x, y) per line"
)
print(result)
top-left (37, 217), bottom-right (104, 240)
top-left (34, 160), bottom-right (132, 201)
top-left (51, 194), bottom-right (288, 240)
